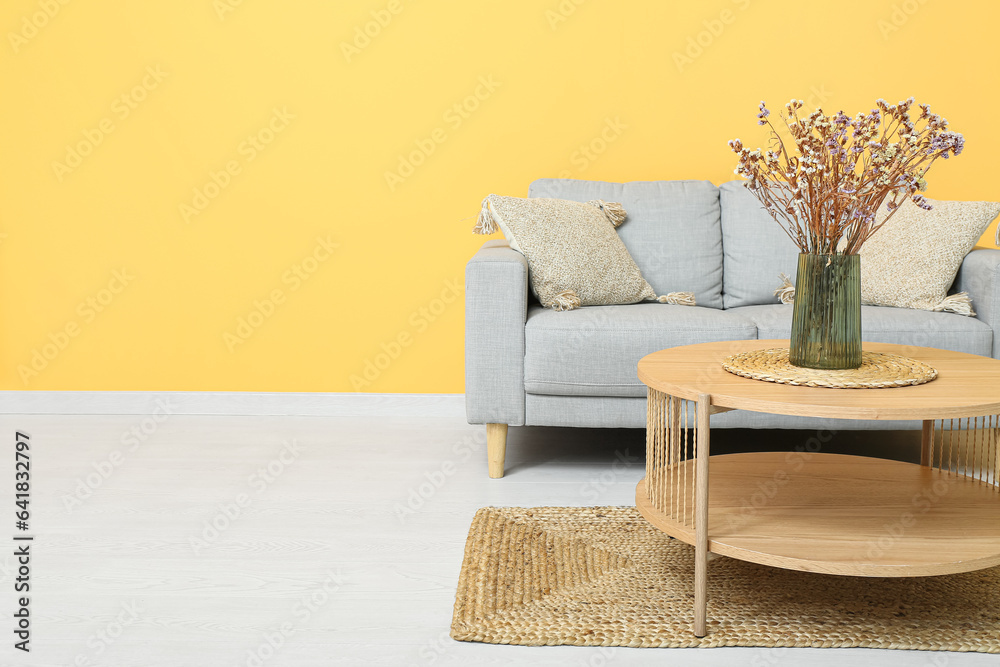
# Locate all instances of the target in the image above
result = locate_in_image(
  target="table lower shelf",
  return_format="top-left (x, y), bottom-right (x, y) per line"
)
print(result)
top-left (636, 452), bottom-right (1000, 577)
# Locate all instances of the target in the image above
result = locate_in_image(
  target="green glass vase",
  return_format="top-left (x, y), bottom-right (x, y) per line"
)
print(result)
top-left (788, 253), bottom-right (862, 370)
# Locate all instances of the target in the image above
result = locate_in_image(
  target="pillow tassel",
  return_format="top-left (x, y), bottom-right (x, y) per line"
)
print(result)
top-left (550, 289), bottom-right (581, 311)
top-left (586, 200), bottom-right (627, 228)
top-left (473, 197), bottom-right (499, 235)
top-left (656, 292), bottom-right (696, 306)
top-left (774, 273), bottom-right (795, 304)
top-left (931, 292), bottom-right (976, 317)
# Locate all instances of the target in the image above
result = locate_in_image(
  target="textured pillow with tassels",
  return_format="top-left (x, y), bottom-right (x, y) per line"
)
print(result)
top-left (859, 198), bottom-right (1000, 315)
top-left (474, 194), bottom-right (694, 311)
top-left (773, 198), bottom-right (1000, 316)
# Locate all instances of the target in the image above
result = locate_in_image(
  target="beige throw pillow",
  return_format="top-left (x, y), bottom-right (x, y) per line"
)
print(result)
top-left (474, 194), bottom-right (694, 311)
top-left (859, 198), bottom-right (1000, 315)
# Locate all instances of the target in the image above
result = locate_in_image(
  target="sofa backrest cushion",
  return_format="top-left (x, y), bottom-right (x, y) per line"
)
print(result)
top-left (528, 179), bottom-right (724, 309)
top-left (719, 180), bottom-right (801, 309)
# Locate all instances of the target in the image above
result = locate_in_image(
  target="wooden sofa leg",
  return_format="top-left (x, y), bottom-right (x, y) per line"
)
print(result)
top-left (487, 423), bottom-right (508, 479)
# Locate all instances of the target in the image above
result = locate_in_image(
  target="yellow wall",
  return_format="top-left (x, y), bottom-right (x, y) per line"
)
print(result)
top-left (1, 0), bottom-right (997, 392)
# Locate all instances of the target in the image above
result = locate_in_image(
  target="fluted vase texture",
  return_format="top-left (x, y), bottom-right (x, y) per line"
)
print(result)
top-left (789, 253), bottom-right (862, 370)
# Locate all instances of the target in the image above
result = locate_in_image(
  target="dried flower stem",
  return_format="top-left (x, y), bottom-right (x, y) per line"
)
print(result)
top-left (729, 98), bottom-right (964, 255)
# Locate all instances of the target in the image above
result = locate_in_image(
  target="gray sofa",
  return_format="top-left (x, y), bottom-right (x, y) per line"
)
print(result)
top-left (466, 178), bottom-right (1000, 477)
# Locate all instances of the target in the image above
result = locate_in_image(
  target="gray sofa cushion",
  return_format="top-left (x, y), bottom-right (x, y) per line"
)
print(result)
top-left (719, 180), bottom-right (801, 309)
top-left (523, 303), bottom-right (757, 397)
top-left (528, 179), bottom-right (724, 308)
top-left (731, 304), bottom-right (993, 357)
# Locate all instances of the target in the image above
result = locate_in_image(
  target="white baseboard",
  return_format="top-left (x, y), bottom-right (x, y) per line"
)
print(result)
top-left (0, 391), bottom-right (467, 418)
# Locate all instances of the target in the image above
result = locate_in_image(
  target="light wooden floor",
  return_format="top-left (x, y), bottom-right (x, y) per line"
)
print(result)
top-left (0, 402), bottom-right (996, 666)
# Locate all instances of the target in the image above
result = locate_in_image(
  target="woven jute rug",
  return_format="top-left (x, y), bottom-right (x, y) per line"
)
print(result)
top-left (451, 506), bottom-right (1000, 651)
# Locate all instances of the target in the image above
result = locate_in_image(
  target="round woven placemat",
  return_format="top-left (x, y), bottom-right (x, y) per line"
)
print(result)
top-left (721, 348), bottom-right (938, 389)
top-left (451, 506), bottom-right (1000, 651)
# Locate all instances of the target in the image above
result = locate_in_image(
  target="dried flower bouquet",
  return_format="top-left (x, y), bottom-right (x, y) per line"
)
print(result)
top-left (729, 98), bottom-right (964, 255)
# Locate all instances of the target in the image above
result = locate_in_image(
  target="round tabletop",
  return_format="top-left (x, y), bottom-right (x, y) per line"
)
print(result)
top-left (637, 340), bottom-right (1000, 420)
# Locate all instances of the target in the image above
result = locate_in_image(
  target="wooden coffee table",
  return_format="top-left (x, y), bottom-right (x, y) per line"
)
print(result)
top-left (636, 340), bottom-right (1000, 637)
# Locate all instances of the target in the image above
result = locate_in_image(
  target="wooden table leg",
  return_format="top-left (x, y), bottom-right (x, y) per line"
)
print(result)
top-left (921, 419), bottom-right (933, 468)
top-left (694, 393), bottom-right (711, 637)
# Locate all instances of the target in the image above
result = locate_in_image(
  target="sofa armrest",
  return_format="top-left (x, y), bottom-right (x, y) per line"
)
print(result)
top-left (954, 247), bottom-right (1000, 358)
top-left (465, 240), bottom-right (529, 425)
